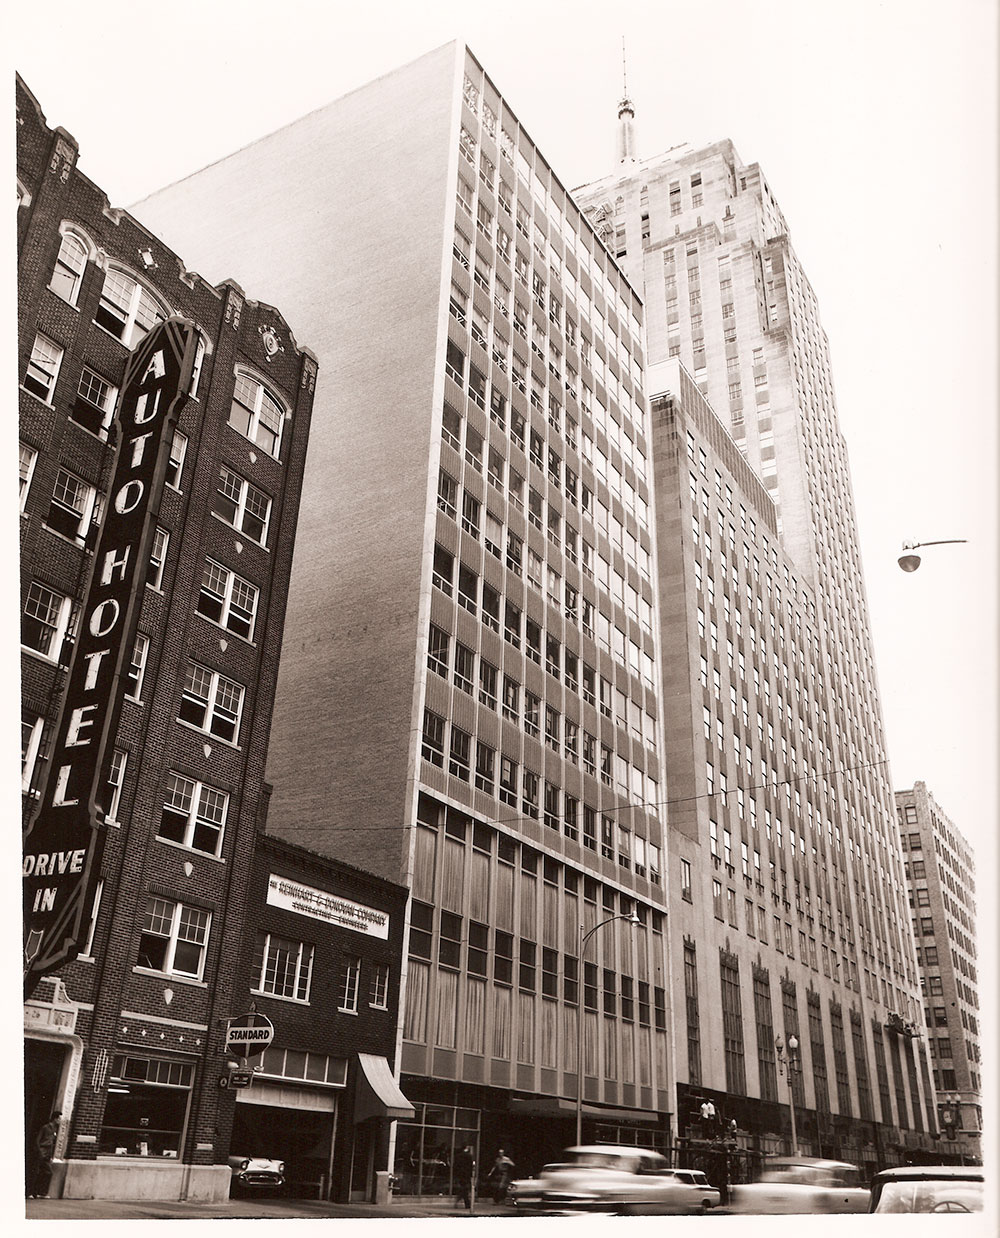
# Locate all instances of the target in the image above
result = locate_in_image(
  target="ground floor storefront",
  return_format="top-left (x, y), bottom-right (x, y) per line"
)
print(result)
top-left (674, 1081), bottom-right (956, 1185)
top-left (392, 1076), bottom-right (671, 1196)
top-left (25, 979), bottom-right (408, 1205)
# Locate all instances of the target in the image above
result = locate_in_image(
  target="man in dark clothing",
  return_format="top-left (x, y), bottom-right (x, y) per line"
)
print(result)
top-left (31, 1112), bottom-right (61, 1198)
top-left (453, 1144), bottom-right (475, 1209)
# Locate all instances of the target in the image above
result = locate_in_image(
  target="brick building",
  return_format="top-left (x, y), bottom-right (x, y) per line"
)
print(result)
top-left (134, 42), bottom-right (675, 1184)
top-left (19, 75), bottom-right (317, 1201)
top-left (896, 783), bottom-right (982, 1163)
top-left (228, 831), bottom-right (411, 1202)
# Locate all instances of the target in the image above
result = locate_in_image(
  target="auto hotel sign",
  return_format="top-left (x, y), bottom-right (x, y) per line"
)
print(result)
top-left (23, 317), bottom-right (200, 998)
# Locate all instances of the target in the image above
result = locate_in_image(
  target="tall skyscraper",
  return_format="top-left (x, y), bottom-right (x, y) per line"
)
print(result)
top-left (895, 783), bottom-right (982, 1163)
top-left (575, 117), bottom-right (945, 1167)
top-left (135, 43), bottom-right (674, 1181)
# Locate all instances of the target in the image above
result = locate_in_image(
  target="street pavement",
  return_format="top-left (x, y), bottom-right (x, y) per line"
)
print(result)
top-left (23, 1194), bottom-right (521, 1221)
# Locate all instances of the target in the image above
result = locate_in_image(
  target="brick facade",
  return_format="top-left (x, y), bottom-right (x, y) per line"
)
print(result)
top-left (19, 74), bottom-right (317, 1202)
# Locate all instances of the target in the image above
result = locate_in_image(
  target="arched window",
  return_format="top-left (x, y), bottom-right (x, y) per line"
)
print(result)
top-left (49, 229), bottom-right (89, 305)
top-left (229, 370), bottom-right (287, 459)
top-left (95, 267), bottom-right (169, 348)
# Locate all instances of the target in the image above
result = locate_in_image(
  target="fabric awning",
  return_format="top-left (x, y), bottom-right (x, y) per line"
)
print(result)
top-left (508, 1096), bottom-right (661, 1125)
top-left (354, 1053), bottom-right (415, 1123)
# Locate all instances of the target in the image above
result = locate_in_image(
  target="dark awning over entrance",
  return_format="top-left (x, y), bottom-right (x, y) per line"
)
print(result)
top-left (508, 1096), bottom-right (660, 1124)
top-left (354, 1054), bottom-right (415, 1123)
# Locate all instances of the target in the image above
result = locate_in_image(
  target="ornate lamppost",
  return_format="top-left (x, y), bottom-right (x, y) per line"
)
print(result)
top-left (775, 1034), bottom-right (801, 1156)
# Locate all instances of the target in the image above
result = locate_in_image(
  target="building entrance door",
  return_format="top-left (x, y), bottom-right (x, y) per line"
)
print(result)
top-left (24, 1039), bottom-right (66, 1196)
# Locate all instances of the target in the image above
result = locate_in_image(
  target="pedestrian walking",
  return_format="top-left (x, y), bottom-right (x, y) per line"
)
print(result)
top-left (453, 1144), bottom-right (475, 1210)
top-left (488, 1148), bottom-right (515, 1203)
top-left (30, 1111), bottom-right (61, 1198)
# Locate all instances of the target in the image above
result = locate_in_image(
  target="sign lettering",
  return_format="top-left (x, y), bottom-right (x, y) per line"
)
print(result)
top-left (23, 318), bottom-right (200, 997)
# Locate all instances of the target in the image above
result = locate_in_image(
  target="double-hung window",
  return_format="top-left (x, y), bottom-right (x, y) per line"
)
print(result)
top-left (105, 749), bottom-right (128, 825)
top-left (126, 633), bottom-right (149, 701)
top-left (369, 963), bottom-right (390, 1009)
top-left (160, 771), bottom-right (229, 856)
top-left (196, 559), bottom-right (259, 640)
top-left (22, 582), bottom-right (73, 661)
top-left (165, 431), bottom-right (188, 490)
top-left (95, 268), bottom-right (166, 347)
top-left (24, 334), bottom-right (63, 402)
top-left (47, 468), bottom-right (97, 542)
top-left (214, 467), bottom-right (271, 545)
top-left (147, 527), bottom-right (169, 590)
top-left (229, 371), bottom-right (286, 458)
top-left (178, 661), bottom-right (244, 743)
top-left (19, 443), bottom-right (37, 510)
top-left (137, 896), bottom-right (210, 979)
top-left (252, 931), bottom-right (314, 1001)
top-left (339, 957), bottom-right (361, 1013)
top-left (49, 230), bottom-right (89, 304)
top-left (74, 367), bottom-right (118, 437)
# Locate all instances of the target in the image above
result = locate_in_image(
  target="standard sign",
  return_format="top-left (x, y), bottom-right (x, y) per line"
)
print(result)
top-left (266, 874), bottom-right (389, 939)
top-left (226, 1010), bottom-right (275, 1059)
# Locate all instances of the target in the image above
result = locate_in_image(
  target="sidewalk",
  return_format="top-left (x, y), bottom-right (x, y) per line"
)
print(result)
top-left (22, 1194), bottom-right (519, 1221)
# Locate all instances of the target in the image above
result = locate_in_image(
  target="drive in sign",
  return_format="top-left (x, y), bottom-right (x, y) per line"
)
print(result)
top-left (226, 1010), bottom-right (275, 1059)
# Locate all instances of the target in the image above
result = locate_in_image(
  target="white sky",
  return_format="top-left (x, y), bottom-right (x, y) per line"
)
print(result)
top-left (9, 2), bottom-right (996, 884)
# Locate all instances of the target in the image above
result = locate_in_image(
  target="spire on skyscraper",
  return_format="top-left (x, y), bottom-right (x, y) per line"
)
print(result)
top-left (616, 36), bottom-right (637, 165)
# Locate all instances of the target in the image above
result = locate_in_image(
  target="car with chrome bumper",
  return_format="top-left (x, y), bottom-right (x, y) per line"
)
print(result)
top-left (228, 1154), bottom-right (286, 1196)
top-left (728, 1157), bottom-right (868, 1213)
top-left (521, 1146), bottom-right (721, 1215)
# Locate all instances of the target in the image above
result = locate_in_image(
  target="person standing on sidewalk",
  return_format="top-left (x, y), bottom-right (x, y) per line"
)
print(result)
top-left (30, 1111), bottom-right (61, 1198)
top-left (453, 1145), bottom-right (475, 1210)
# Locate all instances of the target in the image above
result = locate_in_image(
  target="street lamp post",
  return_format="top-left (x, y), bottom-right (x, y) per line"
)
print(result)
top-left (575, 912), bottom-right (641, 1147)
top-left (775, 1034), bottom-right (800, 1156)
top-left (897, 539), bottom-right (967, 572)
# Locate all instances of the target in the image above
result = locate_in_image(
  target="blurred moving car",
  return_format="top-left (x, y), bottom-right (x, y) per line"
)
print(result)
top-left (228, 1154), bottom-right (286, 1196)
top-left (869, 1165), bottom-right (984, 1213)
top-left (522, 1146), bottom-right (721, 1214)
top-left (728, 1156), bottom-right (868, 1213)
top-left (509, 1165), bottom-right (563, 1209)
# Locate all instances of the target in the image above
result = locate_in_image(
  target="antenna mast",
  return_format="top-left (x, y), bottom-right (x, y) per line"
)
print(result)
top-left (616, 35), bottom-right (636, 164)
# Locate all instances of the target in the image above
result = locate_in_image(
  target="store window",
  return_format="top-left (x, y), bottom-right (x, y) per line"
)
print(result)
top-left (99, 1054), bottom-right (194, 1157)
top-left (393, 1102), bottom-right (480, 1197)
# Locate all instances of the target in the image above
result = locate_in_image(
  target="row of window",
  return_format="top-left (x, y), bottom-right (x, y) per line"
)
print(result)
top-left (458, 77), bottom-right (643, 368)
top-left (250, 930), bottom-right (389, 1010)
top-left (437, 446), bottom-right (655, 639)
top-left (25, 325), bottom-right (288, 459)
top-left (410, 897), bottom-right (665, 1024)
top-left (420, 707), bottom-right (660, 878)
top-left (430, 544), bottom-right (657, 741)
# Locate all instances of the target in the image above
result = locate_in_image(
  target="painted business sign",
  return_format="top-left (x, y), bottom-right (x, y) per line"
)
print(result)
top-left (266, 874), bottom-right (389, 938)
top-left (23, 317), bottom-right (200, 997)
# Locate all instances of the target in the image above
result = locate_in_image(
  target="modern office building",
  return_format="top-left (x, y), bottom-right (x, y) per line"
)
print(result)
top-left (135, 43), bottom-right (674, 1184)
top-left (896, 783), bottom-right (982, 1163)
top-left (19, 75), bottom-right (317, 1201)
top-left (575, 115), bottom-right (943, 1167)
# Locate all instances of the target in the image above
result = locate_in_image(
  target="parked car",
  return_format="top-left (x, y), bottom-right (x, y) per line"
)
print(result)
top-left (869, 1165), bottom-right (984, 1213)
top-left (228, 1154), bottom-right (286, 1196)
top-left (525, 1146), bottom-right (721, 1215)
top-left (728, 1156), bottom-right (868, 1213)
